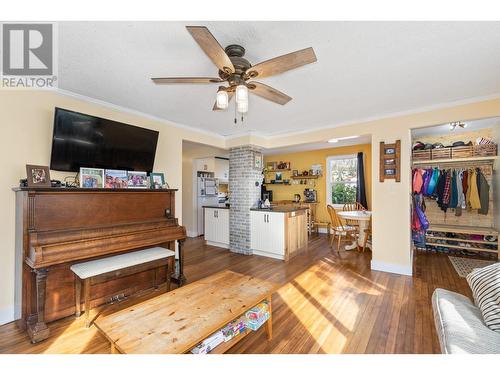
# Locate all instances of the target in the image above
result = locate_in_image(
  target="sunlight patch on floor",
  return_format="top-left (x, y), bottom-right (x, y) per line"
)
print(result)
top-left (276, 262), bottom-right (347, 352)
top-left (43, 318), bottom-right (98, 354)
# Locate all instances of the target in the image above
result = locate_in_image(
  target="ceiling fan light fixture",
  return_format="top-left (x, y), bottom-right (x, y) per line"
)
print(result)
top-left (216, 90), bottom-right (229, 109)
top-left (237, 99), bottom-right (249, 114)
top-left (235, 85), bottom-right (248, 103)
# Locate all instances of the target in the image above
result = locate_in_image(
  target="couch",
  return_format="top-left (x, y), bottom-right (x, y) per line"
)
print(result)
top-left (432, 288), bottom-right (500, 354)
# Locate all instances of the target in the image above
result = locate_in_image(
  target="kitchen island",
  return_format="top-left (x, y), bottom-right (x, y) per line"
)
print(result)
top-left (250, 206), bottom-right (308, 261)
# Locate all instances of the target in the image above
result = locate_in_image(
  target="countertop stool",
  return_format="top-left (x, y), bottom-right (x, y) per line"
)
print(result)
top-left (70, 247), bottom-right (175, 327)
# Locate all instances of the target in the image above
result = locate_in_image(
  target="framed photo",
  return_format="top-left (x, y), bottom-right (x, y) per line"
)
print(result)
top-left (384, 168), bottom-right (396, 176)
top-left (127, 171), bottom-right (149, 188)
top-left (275, 172), bottom-right (282, 181)
top-left (266, 161), bottom-right (276, 171)
top-left (254, 152), bottom-right (263, 170)
top-left (384, 159), bottom-right (396, 165)
top-left (150, 172), bottom-right (165, 189)
top-left (80, 167), bottom-right (104, 188)
top-left (384, 148), bottom-right (396, 155)
top-left (105, 169), bottom-right (128, 188)
top-left (26, 164), bottom-right (51, 187)
top-left (292, 170), bottom-right (299, 177)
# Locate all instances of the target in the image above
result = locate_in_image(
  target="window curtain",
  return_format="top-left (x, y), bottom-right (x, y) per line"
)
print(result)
top-left (356, 152), bottom-right (368, 209)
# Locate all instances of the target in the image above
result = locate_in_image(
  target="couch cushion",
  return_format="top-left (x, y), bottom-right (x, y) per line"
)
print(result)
top-left (432, 288), bottom-right (500, 354)
top-left (466, 262), bottom-right (500, 332)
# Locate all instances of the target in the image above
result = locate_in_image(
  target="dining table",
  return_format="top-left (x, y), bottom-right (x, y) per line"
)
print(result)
top-left (337, 210), bottom-right (372, 250)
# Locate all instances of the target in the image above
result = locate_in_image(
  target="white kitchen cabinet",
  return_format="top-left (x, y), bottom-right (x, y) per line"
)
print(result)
top-left (250, 211), bottom-right (286, 260)
top-left (204, 207), bottom-right (229, 249)
top-left (214, 157), bottom-right (229, 182)
top-left (250, 209), bottom-right (308, 261)
top-left (195, 158), bottom-right (215, 173)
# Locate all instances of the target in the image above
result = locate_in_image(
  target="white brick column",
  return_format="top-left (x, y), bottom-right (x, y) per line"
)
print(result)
top-left (229, 145), bottom-right (263, 255)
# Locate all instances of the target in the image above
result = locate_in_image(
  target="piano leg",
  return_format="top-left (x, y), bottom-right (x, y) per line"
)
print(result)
top-left (27, 268), bottom-right (50, 343)
top-left (171, 239), bottom-right (187, 287)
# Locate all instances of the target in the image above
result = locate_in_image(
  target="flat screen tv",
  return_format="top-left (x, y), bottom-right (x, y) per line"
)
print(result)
top-left (50, 108), bottom-right (159, 173)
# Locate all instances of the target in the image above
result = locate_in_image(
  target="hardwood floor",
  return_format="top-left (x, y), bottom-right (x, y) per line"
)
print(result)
top-left (0, 235), bottom-right (471, 354)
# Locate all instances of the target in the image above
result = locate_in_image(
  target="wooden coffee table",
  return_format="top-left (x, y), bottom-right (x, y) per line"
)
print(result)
top-left (94, 270), bottom-right (278, 354)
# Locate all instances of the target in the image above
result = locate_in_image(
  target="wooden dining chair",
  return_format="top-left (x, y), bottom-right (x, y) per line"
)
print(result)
top-left (342, 202), bottom-right (366, 230)
top-left (327, 205), bottom-right (359, 254)
top-left (342, 202), bottom-right (367, 211)
top-left (362, 215), bottom-right (372, 252)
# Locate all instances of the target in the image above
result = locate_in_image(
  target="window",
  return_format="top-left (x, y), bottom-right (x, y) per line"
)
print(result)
top-left (326, 155), bottom-right (358, 206)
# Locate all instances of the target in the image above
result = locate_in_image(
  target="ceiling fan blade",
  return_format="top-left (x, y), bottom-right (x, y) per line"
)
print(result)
top-left (245, 47), bottom-right (317, 79)
top-left (151, 77), bottom-right (223, 84)
top-left (186, 26), bottom-right (235, 74)
top-left (248, 81), bottom-right (292, 105)
top-left (212, 92), bottom-right (234, 111)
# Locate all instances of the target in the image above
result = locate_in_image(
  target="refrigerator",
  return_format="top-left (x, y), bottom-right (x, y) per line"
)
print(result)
top-left (197, 176), bottom-right (219, 236)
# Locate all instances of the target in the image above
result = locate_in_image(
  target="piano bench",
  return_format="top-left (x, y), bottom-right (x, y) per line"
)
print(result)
top-left (70, 247), bottom-right (176, 328)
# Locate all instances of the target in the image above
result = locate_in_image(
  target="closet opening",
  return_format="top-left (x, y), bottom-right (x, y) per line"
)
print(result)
top-left (410, 118), bottom-right (499, 273)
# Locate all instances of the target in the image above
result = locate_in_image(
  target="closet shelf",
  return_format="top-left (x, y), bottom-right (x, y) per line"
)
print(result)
top-left (426, 235), bottom-right (498, 245)
top-left (412, 155), bottom-right (498, 166)
top-left (425, 241), bottom-right (498, 253)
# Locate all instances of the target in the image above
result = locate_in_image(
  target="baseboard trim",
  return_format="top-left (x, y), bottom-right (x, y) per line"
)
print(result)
top-left (0, 306), bottom-right (14, 326)
top-left (206, 241), bottom-right (229, 249)
top-left (252, 250), bottom-right (285, 260)
top-left (187, 230), bottom-right (199, 238)
top-left (371, 260), bottom-right (413, 276)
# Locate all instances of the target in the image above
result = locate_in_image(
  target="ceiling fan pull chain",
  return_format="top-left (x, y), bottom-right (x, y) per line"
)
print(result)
top-left (234, 101), bottom-right (237, 124)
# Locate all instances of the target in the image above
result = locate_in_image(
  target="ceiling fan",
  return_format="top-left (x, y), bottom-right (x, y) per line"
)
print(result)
top-left (151, 26), bottom-right (317, 123)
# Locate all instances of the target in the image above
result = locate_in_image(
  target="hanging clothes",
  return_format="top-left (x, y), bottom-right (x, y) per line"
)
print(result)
top-left (455, 169), bottom-right (464, 216)
top-left (412, 168), bottom-right (424, 193)
top-left (469, 168), bottom-right (481, 210)
top-left (422, 168), bottom-right (431, 196)
top-left (450, 170), bottom-right (458, 209)
top-left (427, 168), bottom-right (439, 196)
top-left (462, 169), bottom-right (468, 199)
top-left (478, 168), bottom-right (490, 215)
top-left (435, 170), bottom-right (446, 207)
top-left (440, 170), bottom-right (452, 212)
top-left (466, 169), bottom-right (472, 209)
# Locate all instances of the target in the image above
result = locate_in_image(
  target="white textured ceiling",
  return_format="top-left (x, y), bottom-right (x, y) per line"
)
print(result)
top-left (58, 21), bottom-right (500, 137)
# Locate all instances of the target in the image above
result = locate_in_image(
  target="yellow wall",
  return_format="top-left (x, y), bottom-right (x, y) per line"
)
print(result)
top-left (0, 90), bottom-right (224, 324)
top-left (264, 144), bottom-right (372, 223)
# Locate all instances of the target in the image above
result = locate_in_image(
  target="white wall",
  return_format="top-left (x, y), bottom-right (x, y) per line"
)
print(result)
top-left (0, 90), bottom-right (224, 325)
top-left (493, 126), bottom-right (500, 231)
top-left (181, 141), bottom-right (228, 237)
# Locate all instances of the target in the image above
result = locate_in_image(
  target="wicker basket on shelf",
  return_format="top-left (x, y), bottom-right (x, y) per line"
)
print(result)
top-left (473, 144), bottom-right (497, 157)
top-left (451, 146), bottom-right (473, 159)
top-left (431, 147), bottom-right (452, 159)
top-left (412, 149), bottom-right (431, 161)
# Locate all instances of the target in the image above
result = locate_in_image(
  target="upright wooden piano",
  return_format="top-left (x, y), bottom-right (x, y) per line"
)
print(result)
top-left (13, 188), bottom-right (186, 343)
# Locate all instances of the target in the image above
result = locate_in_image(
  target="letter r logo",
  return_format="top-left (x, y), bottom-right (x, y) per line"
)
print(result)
top-left (2, 24), bottom-right (53, 75)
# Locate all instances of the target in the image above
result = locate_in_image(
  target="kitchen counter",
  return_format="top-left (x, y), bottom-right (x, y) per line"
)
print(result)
top-left (203, 204), bottom-right (230, 209)
top-left (250, 205), bottom-right (309, 213)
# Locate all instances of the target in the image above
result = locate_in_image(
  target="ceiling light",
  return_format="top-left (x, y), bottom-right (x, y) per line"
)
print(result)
top-left (449, 121), bottom-right (466, 131)
top-left (237, 99), bottom-right (248, 114)
top-left (216, 90), bottom-right (229, 110)
top-left (328, 135), bottom-right (360, 143)
top-left (235, 85), bottom-right (248, 103)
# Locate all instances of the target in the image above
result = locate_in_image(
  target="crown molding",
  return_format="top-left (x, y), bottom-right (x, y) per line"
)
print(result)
top-left (52, 88), bottom-right (500, 148)
top-left (264, 92), bottom-right (500, 139)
